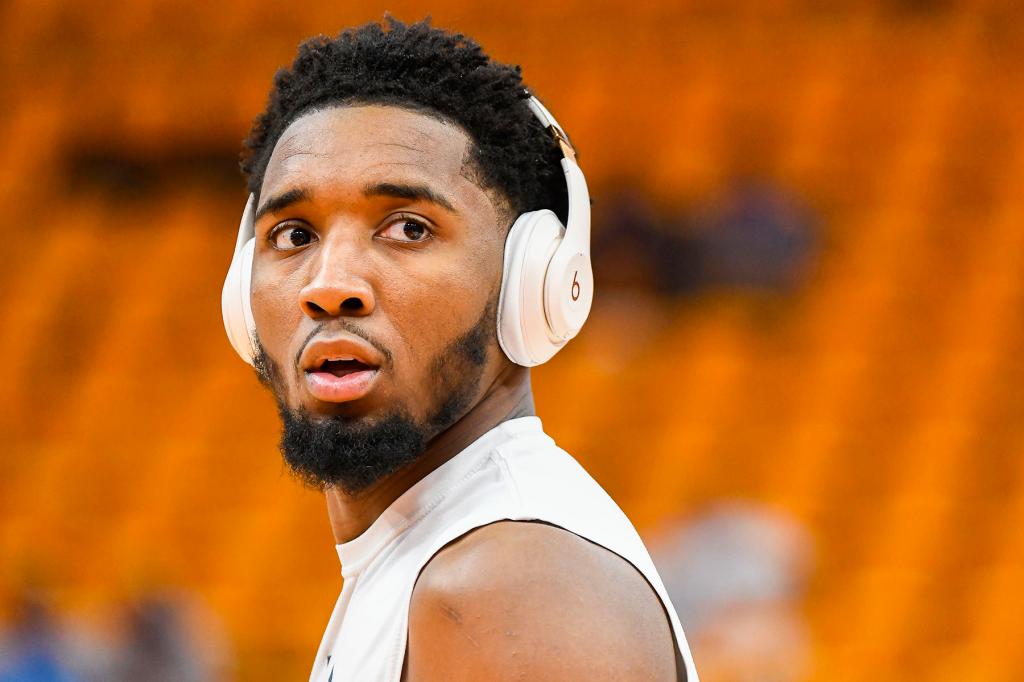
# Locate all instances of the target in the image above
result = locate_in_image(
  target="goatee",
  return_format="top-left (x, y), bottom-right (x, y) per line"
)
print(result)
top-left (253, 297), bottom-right (494, 494)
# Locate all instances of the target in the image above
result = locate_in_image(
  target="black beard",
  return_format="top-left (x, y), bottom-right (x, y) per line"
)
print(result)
top-left (253, 298), bottom-right (495, 494)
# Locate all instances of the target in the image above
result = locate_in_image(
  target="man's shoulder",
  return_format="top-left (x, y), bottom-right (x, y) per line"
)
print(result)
top-left (413, 520), bottom-right (612, 596)
top-left (405, 520), bottom-right (677, 681)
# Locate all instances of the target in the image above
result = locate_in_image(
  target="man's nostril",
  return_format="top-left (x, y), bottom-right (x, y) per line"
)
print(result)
top-left (302, 296), bottom-right (368, 316)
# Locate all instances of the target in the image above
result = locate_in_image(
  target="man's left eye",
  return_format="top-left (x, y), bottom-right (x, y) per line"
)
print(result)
top-left (379, 218), bottom-right (432, 243)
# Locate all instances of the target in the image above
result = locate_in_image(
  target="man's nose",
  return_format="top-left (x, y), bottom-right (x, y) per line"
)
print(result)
top-left (298, 237), bottom-right (375, 319)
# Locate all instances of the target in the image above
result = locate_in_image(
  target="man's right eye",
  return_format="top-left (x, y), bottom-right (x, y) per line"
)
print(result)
top-left (269, 224), bottom-right (318, 251)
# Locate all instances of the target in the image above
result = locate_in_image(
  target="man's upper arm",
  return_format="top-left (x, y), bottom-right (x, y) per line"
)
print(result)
top-left (406, 521), bottom-right (677, 681)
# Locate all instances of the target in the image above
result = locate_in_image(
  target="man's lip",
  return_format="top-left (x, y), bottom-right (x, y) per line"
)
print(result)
top-left (299, 334), bottom-right (384, 373)
top-left (304, 367), bottom-right (379, 403)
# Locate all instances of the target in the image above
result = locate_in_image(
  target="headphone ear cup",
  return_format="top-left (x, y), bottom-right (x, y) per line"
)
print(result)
top-left (497, 210), bottom-right (565, 366)
top-left (542, 246), bottom-right (593, 342)
top-left (221, 237), bottom-right (257, 366)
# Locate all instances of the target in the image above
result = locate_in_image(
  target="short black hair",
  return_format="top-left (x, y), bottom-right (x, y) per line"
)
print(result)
top-left (241, 17), bottom-right (569, 225)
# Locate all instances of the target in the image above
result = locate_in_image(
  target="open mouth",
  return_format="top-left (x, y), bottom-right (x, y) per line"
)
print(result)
top-left (317, 357), bottom-right (373, 377)
top-left (299, 335), bottom-right (384, 405)
top-left (304, 355), bottom-right (380, 403)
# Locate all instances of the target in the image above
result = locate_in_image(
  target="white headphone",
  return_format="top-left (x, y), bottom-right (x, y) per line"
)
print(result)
top-left (221, 94), bottom-right (592, 367)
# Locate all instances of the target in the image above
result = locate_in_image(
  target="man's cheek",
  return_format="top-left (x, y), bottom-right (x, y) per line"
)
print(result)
top-left (251, 282), bottom-right (303, 397)
top-left (374, 333), bottom-right (431, 419)
top-left (387, 316), bottom-right (469, 418)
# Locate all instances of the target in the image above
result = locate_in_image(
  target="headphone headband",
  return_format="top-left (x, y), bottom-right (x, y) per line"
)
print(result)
top-left (526, 94), bottom-right (577, 162)
top-left (525, 93), bottom-right (590, 261)
top-left (235, 193), bottom-right (256, 252)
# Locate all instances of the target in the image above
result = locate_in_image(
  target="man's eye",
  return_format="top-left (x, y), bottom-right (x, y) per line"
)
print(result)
top-left (269, 225), bottom-right (317, 251)
top-left (379, 218), bottom-right (431, 243)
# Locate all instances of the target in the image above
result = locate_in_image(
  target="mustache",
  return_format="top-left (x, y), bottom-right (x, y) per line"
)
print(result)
top-left (292, 320), bottom-right (395, 371)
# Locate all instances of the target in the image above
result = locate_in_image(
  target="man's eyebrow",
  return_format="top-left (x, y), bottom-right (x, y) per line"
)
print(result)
top-left (363, 182), bottom-right (458, 214)
top-left (255, 187), bottom-right (312, 222)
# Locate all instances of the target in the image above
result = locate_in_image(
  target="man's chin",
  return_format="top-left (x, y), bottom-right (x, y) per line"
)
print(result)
top-left (277, 403), bottom-right (428, 494)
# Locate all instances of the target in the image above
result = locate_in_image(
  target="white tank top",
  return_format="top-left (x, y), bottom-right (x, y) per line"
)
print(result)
top-left (308, 416), bottom-right (699, 682)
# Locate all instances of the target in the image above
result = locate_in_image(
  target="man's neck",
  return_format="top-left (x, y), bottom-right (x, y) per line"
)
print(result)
top-left (325, 364), bottom-right (534, 544)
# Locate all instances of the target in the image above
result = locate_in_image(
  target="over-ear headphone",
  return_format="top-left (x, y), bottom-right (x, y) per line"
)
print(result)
top-left (221, 93), bottom-right (592, 368)
top-left (495, 96), bottom-right (593, 366)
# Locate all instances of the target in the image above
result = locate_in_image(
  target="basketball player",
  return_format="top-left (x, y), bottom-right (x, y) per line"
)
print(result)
top-left (221, 18), bottom-right (699, 682)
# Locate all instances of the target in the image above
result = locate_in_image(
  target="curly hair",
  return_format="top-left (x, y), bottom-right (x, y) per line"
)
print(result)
top-left (240, 17), bottom-right (569, 225)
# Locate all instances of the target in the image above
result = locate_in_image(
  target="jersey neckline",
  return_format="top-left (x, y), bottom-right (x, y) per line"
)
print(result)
top-left (335, 415), bottom-right (543, 577)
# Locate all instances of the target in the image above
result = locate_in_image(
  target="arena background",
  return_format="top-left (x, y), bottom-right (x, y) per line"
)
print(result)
top-left (2, 1), bottom-right (1023, 680)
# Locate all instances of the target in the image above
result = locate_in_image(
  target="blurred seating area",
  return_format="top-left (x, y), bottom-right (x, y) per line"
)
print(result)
top-left (1, 1), bottom-right (1022, 680)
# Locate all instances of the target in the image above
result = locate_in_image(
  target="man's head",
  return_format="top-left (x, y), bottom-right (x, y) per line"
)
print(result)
top-left (241, 19), bottom-right (565, 493)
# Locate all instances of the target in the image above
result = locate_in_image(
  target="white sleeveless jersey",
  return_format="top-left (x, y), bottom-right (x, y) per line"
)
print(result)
top-left (309, 416), bottom-right (699, 682)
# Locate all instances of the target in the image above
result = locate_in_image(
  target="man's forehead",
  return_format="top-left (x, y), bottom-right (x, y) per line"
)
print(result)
top-left (262, 105), bottom-right (473, 193)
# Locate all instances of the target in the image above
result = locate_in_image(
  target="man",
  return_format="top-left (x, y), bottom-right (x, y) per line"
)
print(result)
top-left (220, 18), bottom-right (698, 681)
